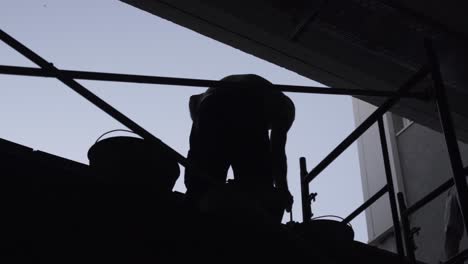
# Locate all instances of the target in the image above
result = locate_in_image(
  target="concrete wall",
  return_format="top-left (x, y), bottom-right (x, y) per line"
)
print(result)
top-left (352, 99), bottom-right (394, 242)
top-left (396, 121), bottom-right (468, 263)
top-left (353, 97), bottom-right (468, 263)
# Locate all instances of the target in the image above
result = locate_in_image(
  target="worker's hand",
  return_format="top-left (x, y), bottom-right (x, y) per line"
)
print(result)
top-left (278, 188), bottom-right (293, 213)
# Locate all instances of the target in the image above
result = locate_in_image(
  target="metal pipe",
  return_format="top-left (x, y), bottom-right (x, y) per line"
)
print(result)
top-left (305, 65), bottom-right (429, 183)
top-left (0, 64), bottom-right (429, 99)
top-left (378, 117), bottom-right (404, 257)
top-left (0, 29), bottom-right (188, 167)
top-left (290, 0), bottom-right (329, 41)
top-left (406, 178), bottom-right (454, 216)
top-left (397, 192), bottom-right (417, 263)
top-left (300, 157), bottom-right (313, 223)
top-left (426, 38), bottom-right (468, 236)
top-left (342, 185), bottom-right (388, 224)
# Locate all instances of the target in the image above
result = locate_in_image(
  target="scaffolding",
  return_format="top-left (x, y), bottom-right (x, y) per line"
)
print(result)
top-left (1, 28), bottom-right (467, 263)
top-left (300, 40), bottom-right (468, 264)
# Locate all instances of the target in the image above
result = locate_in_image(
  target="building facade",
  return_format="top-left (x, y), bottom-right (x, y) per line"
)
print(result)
top-left (353, 98), bottom-right (468, 263)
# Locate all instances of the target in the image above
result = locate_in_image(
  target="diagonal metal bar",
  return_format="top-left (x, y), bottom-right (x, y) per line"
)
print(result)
top-left (290, 0), bottom-right (330, 41)
top-left (0, 29), bottom-right (187, 167)
top-left (342, 184), bottom-right (388, 224)
top-left (426, 38), bottom-right (468, 236)
top-left (305, 65), bottom-right (429, 183)
top-left (0, 65), bottom-right (429, 99)
top-left (444, 249), bottom-right (468, 264)
top-left (405, 178), bottom-right (454, 216)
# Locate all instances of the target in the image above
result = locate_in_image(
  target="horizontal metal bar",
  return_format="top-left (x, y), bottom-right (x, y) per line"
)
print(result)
top-left (342, 185), bottom-right (388, 224)
top-left (305, 65), bottom-right (429, 183)
top-left (405, 178), bottom-right (454, 216)
top-left (0, 65), bottom-right (428, 99)
top-left (0, 29), bottom-right (188, 167)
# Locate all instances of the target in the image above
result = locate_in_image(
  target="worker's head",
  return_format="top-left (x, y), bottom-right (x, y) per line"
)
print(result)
top-left (222, 74), bottom-right (273, 90)
top-left (220, 74), bottom-right (272, 85)
top-left (206, 74), bottom-right (273, 94)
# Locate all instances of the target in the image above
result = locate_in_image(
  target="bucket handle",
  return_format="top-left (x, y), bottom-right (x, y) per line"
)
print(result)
top-left (95, 129), bottom-right (141, 143)
top-left (311, 215), bottom-right (353, 228)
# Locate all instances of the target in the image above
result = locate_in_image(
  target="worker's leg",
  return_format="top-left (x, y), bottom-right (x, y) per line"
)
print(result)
top-left (185, 148), bottom-right (229, 199)
top-left (229, 104), bottom-right (273, 188)
top-left (185, 96), bottom-right (231, 202)
top-left (230, 132), bottom-right (272, 188)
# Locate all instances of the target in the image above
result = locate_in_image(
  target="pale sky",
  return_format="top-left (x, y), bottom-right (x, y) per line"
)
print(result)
top-left (0, 0), bottom-right (368, 242)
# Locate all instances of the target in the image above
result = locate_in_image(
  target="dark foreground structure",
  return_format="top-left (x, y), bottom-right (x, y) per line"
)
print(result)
top-left (1, 1), bottom-right (468, 263)
top-left (1, 137), bottom-right (407, 263)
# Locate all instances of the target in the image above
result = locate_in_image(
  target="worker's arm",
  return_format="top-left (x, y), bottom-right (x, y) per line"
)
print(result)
top-left (270, 94), bottom-right (295, 212)
top-left (271, 128), bottom-right (289, 189)
top-left (189, 94), bottom-right (202, 122)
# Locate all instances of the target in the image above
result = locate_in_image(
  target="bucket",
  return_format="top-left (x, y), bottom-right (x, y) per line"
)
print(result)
top-left (87, 130), bottom-right (180, 192)
top-left (298, 217), bottom-right (354, 245)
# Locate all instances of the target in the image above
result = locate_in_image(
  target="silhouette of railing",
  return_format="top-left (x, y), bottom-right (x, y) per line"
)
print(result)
top-left (299, 66), bottom-right (430, 257)
top-left (299, 40), bottom-right (468, 264)
top-left (1, 28), bottom-right (468, 264)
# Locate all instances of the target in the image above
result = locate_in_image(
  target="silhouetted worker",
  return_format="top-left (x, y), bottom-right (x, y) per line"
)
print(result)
top-left (185, 74), bottom-right (295, 216)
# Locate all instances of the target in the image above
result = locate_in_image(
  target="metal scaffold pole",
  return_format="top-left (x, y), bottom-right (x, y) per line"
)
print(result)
top-left (378, 117), bottom-right (404, 257)
top-left (425, 38), bottom-right (468, 237)
top-left (0, 29), bottom-right (188, 167)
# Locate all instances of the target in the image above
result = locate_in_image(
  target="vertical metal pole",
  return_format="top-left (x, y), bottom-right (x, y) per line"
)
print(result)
top-left (425, 39), bottom-right (468, 234)
top-left (305, 65), bottom-right (429, 184)
top-left (300, 157), bottom-right (312, 223)
top-left (397, 192), bottom-right (417, 263)
top-left (378, 117), bottom-right (404, 257)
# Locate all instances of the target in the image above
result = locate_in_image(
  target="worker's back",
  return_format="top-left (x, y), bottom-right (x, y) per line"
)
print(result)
top-left (185, 74), bottom-right (294, 215)
top-left (189, 74), bottom-right (293, 132)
